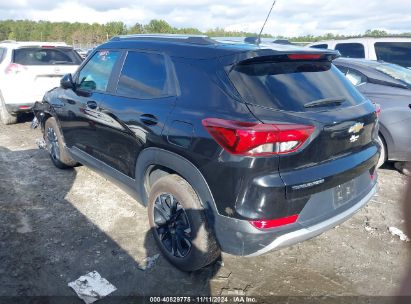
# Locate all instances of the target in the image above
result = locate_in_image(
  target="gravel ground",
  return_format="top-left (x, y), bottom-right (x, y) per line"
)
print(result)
top-left (0, 117), bottom-right (409, 301)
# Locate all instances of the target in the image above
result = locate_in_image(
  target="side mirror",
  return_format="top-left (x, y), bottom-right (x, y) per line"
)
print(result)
top-left (60, 74), bottom-right (74, 90)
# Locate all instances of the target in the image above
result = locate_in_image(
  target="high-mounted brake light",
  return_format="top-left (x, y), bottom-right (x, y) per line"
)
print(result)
top-left (250, 214), bottom-right (299, 229)
top-left (41, 45), bottom-right (56, 49)
top-left (287, 54), bottom-right (323, 60)
top-left (202, 118), bottom-right (315, 156)
top-left (5, 63), bottom-right (27, 75)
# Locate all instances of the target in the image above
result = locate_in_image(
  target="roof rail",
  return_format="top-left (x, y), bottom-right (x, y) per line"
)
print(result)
top-left (0, 40), bottom-right (17, 44)
top-left (110, 34), bottom-right (217, 45)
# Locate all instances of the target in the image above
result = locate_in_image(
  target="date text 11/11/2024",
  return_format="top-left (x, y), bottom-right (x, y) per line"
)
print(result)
top-left (149, 296), bottom-right (258, 303)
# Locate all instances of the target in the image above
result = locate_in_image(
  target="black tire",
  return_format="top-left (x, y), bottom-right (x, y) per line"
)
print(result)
top-left (377, 135), bottom-right (386, 168)
top-left (44, 117), bottom-right (77, 169)
top-left (148, 174), bottom-right (220, 272)
top-left (394, 162), bottom-right (411, 177)
top-left (0, 92), bottom-right (17, 125)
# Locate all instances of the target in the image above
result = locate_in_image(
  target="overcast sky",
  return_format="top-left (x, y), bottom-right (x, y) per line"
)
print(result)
top-left (1, 0), bottom-right (410, 37)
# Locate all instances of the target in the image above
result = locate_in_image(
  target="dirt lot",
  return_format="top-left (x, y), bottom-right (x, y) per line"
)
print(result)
top-left (0, 117), bottom-right (409, 301)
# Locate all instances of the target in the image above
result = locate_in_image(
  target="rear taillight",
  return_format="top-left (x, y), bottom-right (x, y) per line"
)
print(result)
top-left (250, 214), bottom-right (299, 229)
top-left (5, 63), bottom-right (27, 75)
top-left (374, 103), bottom-right (381, 118)
top-left (202, 118), bottom-right (315, 156)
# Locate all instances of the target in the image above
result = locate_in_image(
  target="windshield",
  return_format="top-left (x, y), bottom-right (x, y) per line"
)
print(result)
top-left (375, 63), bottom-right (411, 87)
top-left (228, 61), bottom-right (366, 112)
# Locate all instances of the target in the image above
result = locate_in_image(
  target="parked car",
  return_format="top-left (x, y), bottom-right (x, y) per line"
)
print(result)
top-left (334, 58), bottom-right (411, 173)
top-left (33, 34), bottom-right (379, 271)
top-left (0, 41), bottom-right (82, 125)
top-left (75, 48), bottom-right (88, 59)
top-left (307, 37), bottom-right (411, 69)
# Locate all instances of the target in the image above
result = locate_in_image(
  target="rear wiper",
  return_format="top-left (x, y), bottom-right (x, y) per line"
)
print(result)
top-left (304, 97), bottom-right (346, 108)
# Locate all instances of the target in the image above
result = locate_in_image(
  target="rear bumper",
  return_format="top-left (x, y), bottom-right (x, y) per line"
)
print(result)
top-left (5, 103), bottom-right (34, 114)
top-left (213, 174), bottom-right (377, 256)
top-left (245, 183), bottom-right (376, 256)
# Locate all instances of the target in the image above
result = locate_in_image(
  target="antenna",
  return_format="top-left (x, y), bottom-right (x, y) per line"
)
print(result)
top-left (257, 0), bottom-right (277, 44)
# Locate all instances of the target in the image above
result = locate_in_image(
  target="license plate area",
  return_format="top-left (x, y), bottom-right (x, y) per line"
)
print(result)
top-left (333, 179), bottom-right (356, 209)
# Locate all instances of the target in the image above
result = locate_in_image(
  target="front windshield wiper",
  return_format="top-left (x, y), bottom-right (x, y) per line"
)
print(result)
top-left (304, 97), bottom-right (346, 108)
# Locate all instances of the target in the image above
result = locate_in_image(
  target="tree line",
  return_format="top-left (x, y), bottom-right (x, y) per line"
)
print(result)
top-left (0, 19), bottom-right (409, 47)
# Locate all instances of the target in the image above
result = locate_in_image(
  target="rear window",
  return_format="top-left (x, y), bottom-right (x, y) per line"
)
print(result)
top-left (374, 63), bottom-right (411, 88)
top-left (228, 60), bottom-right (366, 112)
top-left (335, 43), bottom-right (365, 58)
top-left (13, 47), bottom-right (82, 65)
top-left (374, 42), bottom-right (411, 68)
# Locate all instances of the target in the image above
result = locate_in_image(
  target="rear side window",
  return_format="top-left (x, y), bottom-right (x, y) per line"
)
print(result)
top-left (77, 50), bottom-right (120, 92)
top-left (345, 69), bottom-right (367, 86)
top-left (310, 44), bottom-right (328, 49)
top-left (13, 47), bottom-right (82, 65)
top-left (335, 65), bottom-right (367, 86)
top-left (228, 60), bottom-right (366, 112)
top-left (374, 42), bottom-right (411, 68)
top-left (116, 51), bottom-right (171, 99)
top-left (335, 43), bottom-right (365, 58)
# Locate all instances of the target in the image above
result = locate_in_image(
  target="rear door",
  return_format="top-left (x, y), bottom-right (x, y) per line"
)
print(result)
top-left (12, 46), bottom-right (82, 100)
top-left (228, 56), bottom-right (379, 195)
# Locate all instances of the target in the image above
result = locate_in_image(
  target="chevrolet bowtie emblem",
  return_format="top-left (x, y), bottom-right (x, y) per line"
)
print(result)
top-left (349, 122), bottom-right (364, 134)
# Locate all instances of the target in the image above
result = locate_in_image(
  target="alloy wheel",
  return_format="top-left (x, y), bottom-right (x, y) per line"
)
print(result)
top-left (47, 127), bottom-right (60, 162)
top-left (153, 193), bottom-right (192, 258)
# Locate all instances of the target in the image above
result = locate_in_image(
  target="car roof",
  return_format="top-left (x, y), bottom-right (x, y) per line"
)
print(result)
top-left (101, 34), bottom-right (338, 61)
top-left (0, 41), bottom-right (69, 49)
top-left (334, 57), bottom-right (383, 68)
top-left (333, 57), bottom-right (410, 71)
top-left (334, 58), bottom-right (410, 88)
top-left (309, 37), bottom-right (411, 45)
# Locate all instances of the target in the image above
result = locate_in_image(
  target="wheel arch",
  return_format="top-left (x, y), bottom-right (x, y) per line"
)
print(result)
top-left (33, 101), bottom-right (63, 136)
top-left (135, 148), bottom-right (219, 221)
top-left (378, 123), bottom-right (392, 160)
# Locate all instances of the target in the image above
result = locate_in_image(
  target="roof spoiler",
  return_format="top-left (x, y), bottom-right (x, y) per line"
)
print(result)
top-left (236, 51), bottom-right (341, 66)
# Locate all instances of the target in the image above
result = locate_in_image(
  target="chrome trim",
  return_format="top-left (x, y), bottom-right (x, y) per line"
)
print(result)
top-left (246, 184), bottom-right (377, 257)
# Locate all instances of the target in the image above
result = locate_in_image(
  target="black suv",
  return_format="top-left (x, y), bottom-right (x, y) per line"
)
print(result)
top-left (33, 34), bottom-right (379, 271)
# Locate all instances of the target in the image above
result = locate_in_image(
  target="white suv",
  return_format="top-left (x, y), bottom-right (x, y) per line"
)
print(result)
top-left (0, 41), bottom-right (82, 124)
top-left (307, 37), bottom-right (411, 69)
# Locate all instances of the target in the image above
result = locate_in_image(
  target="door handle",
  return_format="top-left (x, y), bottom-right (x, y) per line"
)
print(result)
top-left (140, 114), bottom-right (158, 126)
top-left (86, 100), bottom-right (98, 110)
top-left (409, 104), bottom-right (411, 110)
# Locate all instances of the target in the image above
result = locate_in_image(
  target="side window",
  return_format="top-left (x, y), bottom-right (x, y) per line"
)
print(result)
top-left (345, 69), bottom-right (367, 86)
top-left (335, 65), bottom-right (349, 74)
top-left (116, 51), bottom-right (171, 99)
top-left (310, 44), bottom-right (328, 49)
top-left (77, 50), bottom-right (120, 92)
top-left (335, 43), bottom-right (365, 58)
